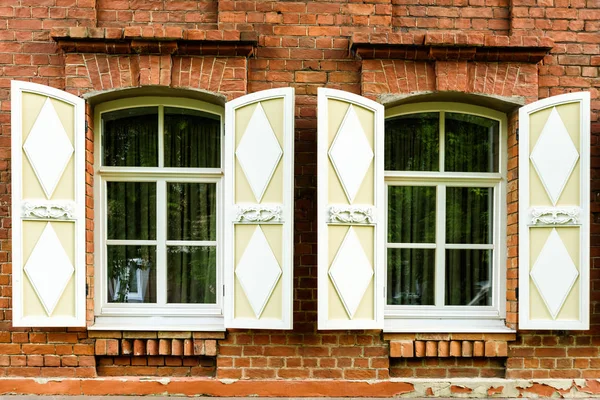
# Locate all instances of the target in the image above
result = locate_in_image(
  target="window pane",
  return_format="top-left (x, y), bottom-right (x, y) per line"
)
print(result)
top-left (102, 107), bottom-right (158, 167)
top-left (385, 112), bottom-right (439, 171)
top-left (107, 245), bottom-right (156, 303)
top-left (445, 249), bottom-right (492, 306)
top-left (167, 246), bottom-right (216, 304)
top-left (446, 187), bottom-right (493, 244)
top-left (107, 182), bottom-right (156, 240)
top-left (164, 107), bottom-right (221, 168)
top-left (388, 186), bottom-right (436, 243)
top-left (387, 249), bottom-right (435, 305)
top-left (167, 183), bottom-right (216, 241)
top-left (445, 113), bottom-right (499, 173)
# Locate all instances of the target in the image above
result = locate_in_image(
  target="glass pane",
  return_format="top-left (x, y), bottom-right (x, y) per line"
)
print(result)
top-left (385, 112), bottom-right (439, 171)
top-left (388, 186), bottom-right (436, 243)
top-left (102, 107), bottom-right (158, 167)
top-left (446, 187), bottom-right (493, 244)
top-left (167, 183), bottom-right (216, 241)
top-left (445, 113), bottom-right (499, 173)
top-left (387, 248), bottom-right (435, 305)
top-left (107, 182), bottom-right (156, 240)
top-left (167, 246), bottom-right (217, 304)
top-left (107, 245), bottom-right (156, 303)
top-left (164, 107), bottom-right (221, 168)
top-left (445, 249), bottom-right (492, 306)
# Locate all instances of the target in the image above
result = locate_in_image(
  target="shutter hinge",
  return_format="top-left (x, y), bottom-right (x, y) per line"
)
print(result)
top-left (85, 120), bottom-right (89, 134)
top-left (515, 128), bottom-right (519, 142)
top-left (86, 283), bottom-right (89, 296)
top-left (223, 284), bottom-right (225, 297)
top-left (515, 287), bottom-right (518, 300)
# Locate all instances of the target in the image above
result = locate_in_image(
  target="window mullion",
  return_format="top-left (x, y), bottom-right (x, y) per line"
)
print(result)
top-left (156, 179), bottom-right (167, 305)
top-left (435, 184), bottom-right (446, 308)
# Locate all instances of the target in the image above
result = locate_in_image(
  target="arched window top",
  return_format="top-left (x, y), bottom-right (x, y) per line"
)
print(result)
top-left (384, 102), bottom-right (506, 175)
top-left (86, 86), bottom-right (227, 107)
top-left (382, 92), bottom-right (523, 114)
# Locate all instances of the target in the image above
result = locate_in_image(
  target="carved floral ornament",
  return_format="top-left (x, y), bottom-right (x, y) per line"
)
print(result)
top-left (234, 205), bottom-right (283, 224)
top-left (530, 206), bottom-right (580, 226)
top-left (328, 205), bottom-right (375, 225)
top-left (22, 201), bottom-right (76, 220)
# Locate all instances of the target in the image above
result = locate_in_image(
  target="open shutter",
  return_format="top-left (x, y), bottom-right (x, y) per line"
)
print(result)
top-left (11, 81), bottom-right (86, 327)
top-left (317, 88), bottom-right (384, 330)
top-left (224, 88), bottom-right (294, 329)
top-left (519, 92), bottom-right (590, 330)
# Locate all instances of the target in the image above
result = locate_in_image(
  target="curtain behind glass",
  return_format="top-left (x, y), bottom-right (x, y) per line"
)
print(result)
top-left (446, 187), bottom-right (493, 306)
top-left (164, 107), bottom-right (220, 168)
top-left (385, 113), bottom-right (439, 171)
top-left (106, 182), bottom-right (157, 303)
top-left (167, 183), bottom-right (217, 304)
top-left (102, 107), bottom-right (158, 167)
top-left (387, 186), bottom-right (436, 305)
top-left (445, 113), bottom-right (499, 173)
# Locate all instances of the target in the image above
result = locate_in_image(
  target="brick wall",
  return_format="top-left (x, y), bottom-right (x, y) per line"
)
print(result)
top-left (0, 0), bottom-right (599, 385)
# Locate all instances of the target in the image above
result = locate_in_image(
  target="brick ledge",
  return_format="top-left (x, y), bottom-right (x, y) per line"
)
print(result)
top-left (51, 27), bottom-right (256, 56)
top-left (351, 33), bottom-right (554, 62)
top-left (0, 378), bottom-right (599, 397)
top-left (384, 333), bottom-right (517, 358)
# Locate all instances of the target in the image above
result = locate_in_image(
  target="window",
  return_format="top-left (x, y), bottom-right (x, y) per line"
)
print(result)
top-left (93, 98), bottom-right (225, 330)
top-left (384, 103), bottom-right (507, 331)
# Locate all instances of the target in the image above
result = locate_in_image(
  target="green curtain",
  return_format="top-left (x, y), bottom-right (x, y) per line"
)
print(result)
top-left (387, 186), bottom-right (436, 305)
top-left (167, 183), bottom-right (217, 304)
top-left (103, 107), bottom-right (158, 167)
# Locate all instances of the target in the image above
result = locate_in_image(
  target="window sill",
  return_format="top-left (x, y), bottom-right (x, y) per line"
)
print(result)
top-left (384, 317), bottom-right (514, 333)
top-left (90, 315), bottom-right (225, 332)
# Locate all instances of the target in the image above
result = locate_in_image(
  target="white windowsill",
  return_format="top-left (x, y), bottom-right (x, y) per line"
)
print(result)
top-left (384, 318), bottom-right (515, 333)
top-left (90, 315), bottom-right (225, 332)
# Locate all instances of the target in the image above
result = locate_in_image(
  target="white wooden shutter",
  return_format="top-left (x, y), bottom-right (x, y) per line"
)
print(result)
top-left (519, 91), bottom-right (590, 330)
top-left (317, 88), bottom-right (384, 330)
top-left (11, 81), bottom-right (86, 327)
top-left (224, 88), bottom-right (294, 329)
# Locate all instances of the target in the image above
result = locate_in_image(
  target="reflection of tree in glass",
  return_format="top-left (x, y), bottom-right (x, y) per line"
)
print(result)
top-left (166, 182), bottom-right (217, 304)
top-left (103, 107), bottom-right (158, 167)
top-left (107, 246), bottom-right (154, 303)
top-left (445, 113), bottom-right (499, 173)
top-left (164, 107), bottom-right (220, 168)
top-left (385, 112), bottom-right (439, 171)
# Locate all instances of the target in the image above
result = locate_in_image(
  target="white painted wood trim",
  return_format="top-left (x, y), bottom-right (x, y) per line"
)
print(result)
top-left (11, 80), bottom-right (86, 327)
top-left (519, 91), bottom-right (590, 330)
top-left (382, 102), bottom-right (508, 330)
top-left (92, 97), bottom-right (225, 324)
top-left (224, 88), bottom-right (294, 330)
top-left (317, 88), bottom-right (384, 330)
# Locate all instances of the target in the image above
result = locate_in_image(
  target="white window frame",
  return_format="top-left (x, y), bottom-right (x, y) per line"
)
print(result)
top-left (92, 97), bottom-right (225, 331)
top-left (383, 102), bottom-right (512, 333)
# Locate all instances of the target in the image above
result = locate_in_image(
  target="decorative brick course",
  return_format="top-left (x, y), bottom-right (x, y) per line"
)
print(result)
top-left (386, 333), bottom-right (515, 358)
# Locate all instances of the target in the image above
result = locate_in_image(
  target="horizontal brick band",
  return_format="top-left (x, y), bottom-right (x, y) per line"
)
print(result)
top-left (351, 32), bottom-right (553, 62)
top-left (50, 28), bottom-right (257, 56)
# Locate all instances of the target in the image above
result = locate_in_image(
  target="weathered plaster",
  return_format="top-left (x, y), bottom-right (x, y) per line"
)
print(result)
top-left (1, 378), bottom-right (600, 397)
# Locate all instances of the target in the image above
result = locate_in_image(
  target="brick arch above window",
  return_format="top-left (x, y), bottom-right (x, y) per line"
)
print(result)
top-left (351, 32), bottom-right (554, 103)
top-left (51, 27), bottom-right (257, 100)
